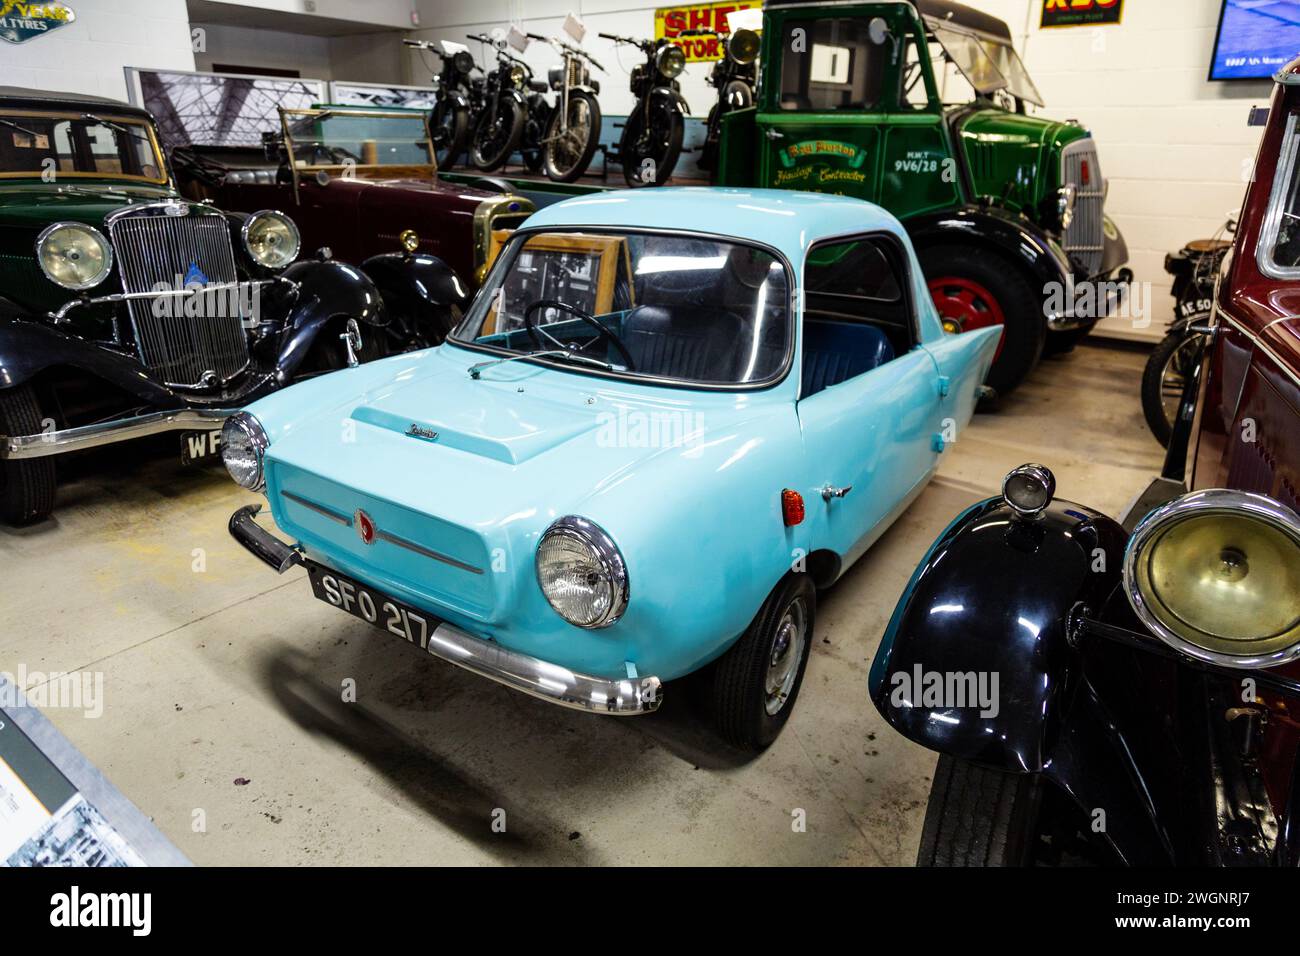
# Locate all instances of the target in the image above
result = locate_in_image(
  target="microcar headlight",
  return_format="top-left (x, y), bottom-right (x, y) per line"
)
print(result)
top-left (1057, 185), bottom-right (1077, 230)
top-left (1124, 490), bottom-right (1300, 669)
top-left (221, 412), bottom-right (269, 491)
top-left (242, 210), bottom-right (301, 270)
top-left (729, 29), bottom-right (760, 65)
top-left (36, 222), bottom-right (112, 291)
top-left (656, 44), bottom-right (686, 79)
top-left (536, 516), bottom-right (629, 629)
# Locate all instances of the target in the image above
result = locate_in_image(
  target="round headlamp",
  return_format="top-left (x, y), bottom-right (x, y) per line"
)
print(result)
top-left (1002, 463), bottom-right (1056, 518)
top-left (509, 63), bottom-right (527, 87)
top-left (656, 44), bottom-right (686, 79)
top-left (36, 222), bottom-right (112, 291)
top-left (1057, 184), bottom-right (1077, 230)
top-left (242, 210), bottom-right (300, 270)
top-left (221, 412), bottom-right (269, 492)
top-left (729, 29), bottom-right (760, 65)
top-left (536, 516), bottom-right (629, 629)
top-left (1124, 490), bottom-right (1300, 669)
top-left (453, 50), bottom-right (474, 74)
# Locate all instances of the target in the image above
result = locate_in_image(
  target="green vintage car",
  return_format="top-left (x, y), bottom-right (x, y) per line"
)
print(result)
top-left (716, 0), bottom-right (1132, 395)
top-left (0, 87), bottom-right (427, 526)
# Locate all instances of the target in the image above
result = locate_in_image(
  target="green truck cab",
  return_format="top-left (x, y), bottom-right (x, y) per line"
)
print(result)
top-left (717, 0), bottom-right (1131, 394)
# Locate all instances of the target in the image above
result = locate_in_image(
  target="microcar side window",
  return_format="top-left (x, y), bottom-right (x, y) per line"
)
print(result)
top-left (1261, 113), bottom-right (1300, 278)
top-left (778, 18), bottom-right (887, 112)
top-left (453, 230), bottom-right (792, 388)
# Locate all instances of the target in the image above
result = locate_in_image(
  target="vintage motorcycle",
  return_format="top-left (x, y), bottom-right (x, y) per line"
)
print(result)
top-left (468, 33), bottom-right (544, 172)
top-left (601, 31), bottom-right (688, 187)
top-left (1141, 216), bottom-right (1236, 446)
top-left (403, 37), bottom-right (482, 170)
top-left (682, 26), bottom-right (759, 175)
top-left (527, 31), bottom-right (605, 183)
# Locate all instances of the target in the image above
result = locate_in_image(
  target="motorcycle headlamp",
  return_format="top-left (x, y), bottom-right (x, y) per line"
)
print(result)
top-left (729, 29), bottom-right (760, 65)
top-left (453, 50), bottom-right (474, 74)
top-left (656, 44), bottom-right (686, 79)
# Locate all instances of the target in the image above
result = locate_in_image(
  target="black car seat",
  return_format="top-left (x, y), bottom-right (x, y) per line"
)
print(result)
top-left (801, 320), bottom-right (895, 397)
top-left (621, 305), bottom-right (744, 382)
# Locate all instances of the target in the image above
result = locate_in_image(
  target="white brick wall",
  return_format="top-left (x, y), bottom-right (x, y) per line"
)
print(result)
top-left (0, 0), bottom-right (196, 101)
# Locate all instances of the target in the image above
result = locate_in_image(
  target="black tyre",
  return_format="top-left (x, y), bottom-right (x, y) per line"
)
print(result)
top-left (432, 103), bottom-right (470, 170)
top-left (1142, 328), bottom-right (1204, 447)
top-left (543, 90), bottom-right (602, 183)
top-left (0, 384), bottom-right (56, 526)
top-left (712, 574), bottom-right (815, 751)
top-left (920, 246), bottom-right (1046, 397)
top-left (470, 99), bottom-right (525, 172)
top-left (620, 100), bottom-right (684, 187)
top-left (916, 754), bottom-right (1043, 866)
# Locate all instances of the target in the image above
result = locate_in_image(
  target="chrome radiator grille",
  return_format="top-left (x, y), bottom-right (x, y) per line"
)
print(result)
top-left (109, 210), bottom-right (251, 388)
top-left (1061, 140), bottom-right (1106, 277)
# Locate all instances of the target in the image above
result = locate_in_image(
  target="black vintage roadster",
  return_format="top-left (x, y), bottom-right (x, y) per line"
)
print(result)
top-left (0, 87), bottom-right (447, 525)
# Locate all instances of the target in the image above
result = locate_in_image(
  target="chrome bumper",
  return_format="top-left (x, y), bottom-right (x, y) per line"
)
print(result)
top-left (0, 407), bottom-right (235, 460)
top-left (228, 505), bottom-right (663, 715)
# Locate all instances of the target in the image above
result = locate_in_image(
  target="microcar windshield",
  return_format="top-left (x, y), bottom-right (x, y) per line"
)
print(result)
top-left (0, 111), bottom-right (167, 184)
top-left (280, 107), bottom-right (435, 171)
top-left (452, 230), bottom-right (792, 387)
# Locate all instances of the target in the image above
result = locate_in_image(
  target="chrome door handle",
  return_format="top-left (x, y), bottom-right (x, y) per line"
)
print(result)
top-left (821, 484), bottom-right (852, 501)
top-left (765, 129), bottom-right (785, 141)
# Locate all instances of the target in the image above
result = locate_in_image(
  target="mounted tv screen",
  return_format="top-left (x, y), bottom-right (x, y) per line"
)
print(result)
top-left (1210, 0), bottom-right (1300, 81)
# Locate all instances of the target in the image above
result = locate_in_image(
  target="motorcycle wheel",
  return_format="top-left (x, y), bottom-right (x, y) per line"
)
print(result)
top-left (470, 98), bottom-right (525, 172)
top-left (543, 90), bottom-right (602, 184)
top-left (620, 99), bottom-right (684, 187)
top-left (1141, 326), bottom-right (1204, 447)
top-left (432, 102), bottom-right (469, 170)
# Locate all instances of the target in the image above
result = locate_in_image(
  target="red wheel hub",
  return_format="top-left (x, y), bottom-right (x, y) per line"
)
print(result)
top-left (928, 276), bottom-right (1007, 360)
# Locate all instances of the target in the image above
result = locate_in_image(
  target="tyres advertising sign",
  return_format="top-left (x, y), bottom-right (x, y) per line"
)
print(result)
top-left (0, 1), bottom-right (75, 44)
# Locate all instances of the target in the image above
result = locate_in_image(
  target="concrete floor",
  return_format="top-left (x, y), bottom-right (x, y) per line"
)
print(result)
top-left (0, 341), bottom-right (1164, 866)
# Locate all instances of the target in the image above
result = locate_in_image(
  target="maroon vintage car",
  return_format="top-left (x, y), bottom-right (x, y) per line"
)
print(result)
top-left (868, 62), bottom-right (1300, 866)
top-left (173, 106), bottom-right (534, 343)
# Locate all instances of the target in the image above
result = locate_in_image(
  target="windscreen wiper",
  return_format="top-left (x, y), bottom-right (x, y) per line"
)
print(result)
top-left (468, 348), bottom-right (617, 379)
top-left (0, 117), bottom-right (39, 137)
top-left (82, 113), bottom-right (153, 146)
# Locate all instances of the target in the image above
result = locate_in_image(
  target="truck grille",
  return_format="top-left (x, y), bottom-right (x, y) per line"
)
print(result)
top-left (109, 208), bottom-right (251, 388)
top-left (1061, 140), bottom-right (1106, 277)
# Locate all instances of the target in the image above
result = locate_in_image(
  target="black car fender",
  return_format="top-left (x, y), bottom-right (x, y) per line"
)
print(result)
top-left (868, 496), bottom-right (1176, 863)
top-left (1100, 214), bottom-right (1130, 277)
top-left (0, 317), bottom-right (178, 407)
top-left (273, 258), bottom-right (388, 376)
top-left (361, 252), bottom-right (469, 346)
top-left (869, 496), bottom-right (1128, 771)
top-left (905, 206), bottom-right (1072, 309)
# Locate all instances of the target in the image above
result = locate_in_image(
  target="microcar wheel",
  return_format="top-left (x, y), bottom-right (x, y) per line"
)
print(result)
top-left (921, 247), bottom-right (1045, 397)
top-left (712, 574), bottom-right (815, 751)
top-left (0, 384), bottom-right (56, 526)
top-left (916, 754), bottom-right (1043, 866)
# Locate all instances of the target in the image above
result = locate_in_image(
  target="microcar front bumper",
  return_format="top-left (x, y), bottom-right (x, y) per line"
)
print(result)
top-left (228, 505), bottom-right (663, 715)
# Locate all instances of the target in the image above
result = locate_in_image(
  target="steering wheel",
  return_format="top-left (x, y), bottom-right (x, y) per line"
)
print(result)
top-left (523, 299), bottom-right (636, 371)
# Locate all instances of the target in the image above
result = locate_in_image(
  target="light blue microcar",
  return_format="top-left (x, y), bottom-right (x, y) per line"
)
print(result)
top-left (224, 187), bottom-right (999, 750)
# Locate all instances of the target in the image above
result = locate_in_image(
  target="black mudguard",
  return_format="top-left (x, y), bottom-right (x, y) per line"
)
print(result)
top-left (1100, 214), bottom-right (1130, 277)
top-left (361, 251), bottom-right (469, 346)
top-left (905, 206), bottom-right (1072, 311)
top-left (273, 258), bottom-right (388, 377)
top-left (869, 496), bottom-right (1175, 864)
top-left (0, 317), bottom-right (179, 407)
